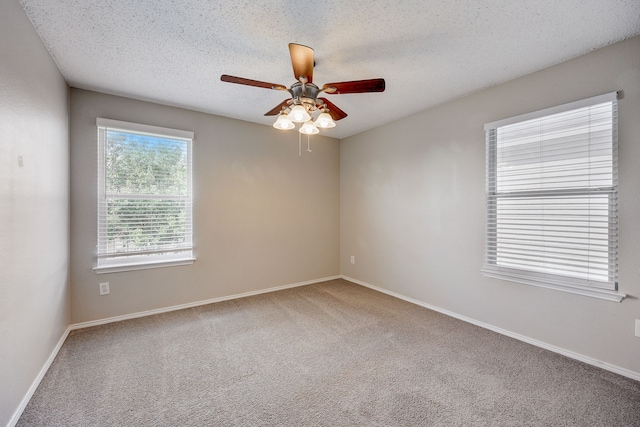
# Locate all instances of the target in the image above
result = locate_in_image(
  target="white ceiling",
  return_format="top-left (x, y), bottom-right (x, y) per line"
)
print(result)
top-left (19, 0), bottom-right (640, 139)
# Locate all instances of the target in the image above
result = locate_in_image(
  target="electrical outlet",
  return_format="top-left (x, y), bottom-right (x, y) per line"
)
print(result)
top-left (350, 255), bottom-right (355, 264)
top-left (635, 319), bottom-right (640, 338)
top-left (99, 282), bottom-right (110, 296)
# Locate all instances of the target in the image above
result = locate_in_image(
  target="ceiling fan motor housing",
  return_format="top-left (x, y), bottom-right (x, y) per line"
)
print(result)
top-left (290, 81), bottom-right (321, 112)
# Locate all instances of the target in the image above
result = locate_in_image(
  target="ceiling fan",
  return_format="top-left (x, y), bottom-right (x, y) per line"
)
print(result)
top-left (221, 43), bottom-right (385, 134)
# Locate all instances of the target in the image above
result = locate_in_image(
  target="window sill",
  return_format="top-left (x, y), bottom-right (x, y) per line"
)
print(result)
top-left (94, 257), bottom-right (195, 274)
top-left (481, 267), bottom-right (626, 302)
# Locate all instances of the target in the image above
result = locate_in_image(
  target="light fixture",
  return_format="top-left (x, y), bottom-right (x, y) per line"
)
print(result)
top-left (269, 98), bottom-right (339, 157)
top-left (287, 105), bottom-right (311, 123)
top-left (273, 112), bottom-right (295, 130)
top-left (314, 111), bottom-right (336, 129)
top-left (299, 121), bottom-right (319, 135)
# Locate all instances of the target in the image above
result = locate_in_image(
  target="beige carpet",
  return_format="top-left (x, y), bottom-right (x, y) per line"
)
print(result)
top-left (18, 279), bottom-right (640, 426)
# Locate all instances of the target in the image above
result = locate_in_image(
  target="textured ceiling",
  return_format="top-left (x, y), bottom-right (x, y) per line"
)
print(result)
top-left (19, 0), bottom-right (640, 138)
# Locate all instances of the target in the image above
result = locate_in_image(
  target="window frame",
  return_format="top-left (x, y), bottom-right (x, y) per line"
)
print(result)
top-left (94, 118), bottom-right (195, 274)
top-left (482, 92), bottom-right (625, 302)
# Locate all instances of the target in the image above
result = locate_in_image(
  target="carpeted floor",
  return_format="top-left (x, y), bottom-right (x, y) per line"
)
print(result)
top-left (18, 279), bottom-right (640, 426)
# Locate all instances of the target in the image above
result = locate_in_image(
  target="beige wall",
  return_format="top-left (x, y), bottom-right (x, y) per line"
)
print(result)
top-left (70, 89), bottom-right (340, 323)
top-left (0, 1), bottom-right (70, 425)
top-left (340, 36), bottom-right (640, 376)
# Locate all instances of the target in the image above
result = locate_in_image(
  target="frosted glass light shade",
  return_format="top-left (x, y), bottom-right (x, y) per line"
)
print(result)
top-left (299, 121), bottom-right (319, 135)
top-left (287, 105), bottom-right (311, 123)
top-left (314, 112), bottom-right (336, 128)
top-left (273, 114), bottom-right (295, 130)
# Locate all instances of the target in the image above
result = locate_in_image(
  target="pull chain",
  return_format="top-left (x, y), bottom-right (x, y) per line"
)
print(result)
top-left (297, 131), bottom-right (312, 156)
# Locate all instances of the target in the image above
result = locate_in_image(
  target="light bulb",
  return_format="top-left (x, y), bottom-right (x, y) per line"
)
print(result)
top-left (273, 114), bottom-right (294, 130)
top-left (314, 112), bottom-right (336, 128)
top-left (299, 121), bottom-right (319, 135)
top-left (287, 105), bottom-right (311, 123)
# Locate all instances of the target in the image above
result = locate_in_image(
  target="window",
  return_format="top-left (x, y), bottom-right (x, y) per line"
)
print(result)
top-left (482, 92), bottom-right (624, 302)
top-left (95, 118), bottom-right (194, 273)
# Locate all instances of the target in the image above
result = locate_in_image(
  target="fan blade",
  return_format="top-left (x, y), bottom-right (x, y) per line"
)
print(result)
top-left (289, 43), bottom-right (314, 83)
top-left (318, 97), bottom-right (348, 121)
top-left (264, 99), bottom-right (292, 116)
top-left (221, 75), bottom-right (287, 91)
top-left (322, 78), bottom-right (385, 94)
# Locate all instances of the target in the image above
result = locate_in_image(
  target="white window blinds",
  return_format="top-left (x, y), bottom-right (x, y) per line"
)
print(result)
top-left (482, 93), bottom-right (623, 302)
top-left (95, 118), bottom-right (194, 273)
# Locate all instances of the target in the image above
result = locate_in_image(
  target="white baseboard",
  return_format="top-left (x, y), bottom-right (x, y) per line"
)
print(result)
top-left (341, 275), bottom-right (640, 383)
top-left (70, 275), bottom-right (341, 330)
top-left (9, 326), bottom-right (71, 427)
